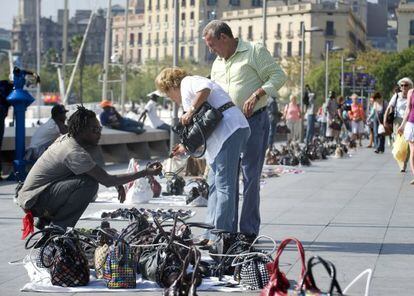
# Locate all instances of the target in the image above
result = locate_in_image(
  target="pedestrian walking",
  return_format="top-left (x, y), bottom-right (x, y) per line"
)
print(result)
top-left (398, 87), bottom-right (414, 184)
top-left (202, 20), bottom-right (287, 240)
top-left (267, 96), bottom-right (280, 149)
top-left (348, 94), bottom-right (365, 147)
top-left (368, 92), bottom-right (388, 153)
top-left (366, 96), bottom-right (375, 148)
top-left (304, 85), bottom-right (317, 144)
top-left (326, 91), bottom-right (341, 142)
top-left (155, 67), bottom-right (250, 237)
top-left (283, 95), bottom-right (301, 142)
top-left (317, 104), bottom-right (327, 138)
top-left (385, 78), bottom-right (413, 172)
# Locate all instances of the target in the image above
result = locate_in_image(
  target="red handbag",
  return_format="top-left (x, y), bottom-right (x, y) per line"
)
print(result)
top-left (260, 237), bottom-right (312, 296)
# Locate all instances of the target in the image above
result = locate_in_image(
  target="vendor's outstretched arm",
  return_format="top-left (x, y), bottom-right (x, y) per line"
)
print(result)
top-left (86, 162), bottom-right (162, 187)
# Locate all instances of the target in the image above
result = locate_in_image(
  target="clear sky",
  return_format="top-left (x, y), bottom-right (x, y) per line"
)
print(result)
top-left (0, 0), bottom-right (126, 30)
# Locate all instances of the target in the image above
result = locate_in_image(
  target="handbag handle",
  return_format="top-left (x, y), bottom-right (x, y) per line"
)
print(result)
top-left (269, 237), bottom-right (310, 289)
top-left (299, 256), bottom-right (343, 294)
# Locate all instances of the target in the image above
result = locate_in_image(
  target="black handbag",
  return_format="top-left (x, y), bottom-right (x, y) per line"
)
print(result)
top-left (172, 101), bottom-right (234, 158)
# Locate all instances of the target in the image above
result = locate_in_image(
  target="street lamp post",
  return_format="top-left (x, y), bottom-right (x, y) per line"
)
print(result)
top-left (299, 26), bottom-right (322, 142)
top-left (262, 0), bottom-right (267, 46)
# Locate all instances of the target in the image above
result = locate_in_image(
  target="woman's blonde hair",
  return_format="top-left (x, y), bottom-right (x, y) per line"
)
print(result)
top-left (155, 67), bottom-right (188, 93)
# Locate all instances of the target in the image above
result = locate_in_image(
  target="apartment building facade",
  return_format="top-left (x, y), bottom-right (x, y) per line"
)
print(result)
top-left (396, 0), bottom-right (414, 51)
top-left (112, 0), bottom-right (271, 64)
top-left (222, 2), bottom-right (366, 63)
top-left (112, 0), bottom-right (366, 65)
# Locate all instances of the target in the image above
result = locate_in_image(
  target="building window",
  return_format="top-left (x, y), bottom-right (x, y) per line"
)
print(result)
top-left (207, 11), bottom-right (216, 20)
top-left (137, 49), bottom-right (142, 63)
top-left (164, 47), bottom-right (167, 57)
top-left (138, 33), bottom-right (142, 45)
top-left (299, 21), bottom-right (304, 36)
top-left (252, 0), bottom-right (261, 7)
top-left (410, 20), bottom-right (414, 35)
top-left (163, 32), bottom-right (168, 44)
top-left (229, 0), bottom-right (240, 6)
top-left (148, 0), bottom-right (152, 10)
top-left (189, 46), bottom-right (194, 57)
top-left (248, 25), bottom-right (253, 40)
top-left (273, 42), bottom-right (282, 58)
top-left (207, 0), bottom-right (217, 5)
top-left (156, 0), bottom-right (160, 9)
top-left (164, 0), bottom-right (168, 9)
top-left (287, 41), bottom-right (292, 57)
top-left (352, 1), bottom-right (358, 13)
top-left (325, 21), bottom-right (335, 36)
top-left (238, 26), bottom-right (242, 38)
top-left (180, 46), bottom-right (185, 59)
top-left (156, 48), bottom-right (159, 61)
top-left (325, 40), bottom-right (334, 50)
top-left (181, 0), bottom-right (186, 6)
top-left (181, 12), bottom-right (185, 20)
top-left (129, 33), bottom-right (134, 46)
top-left (148, 48), bottom-right (151, 59)
top-left (115, 34), bottom-right (119, 46)
top-left (409, 39), bottom-right (414, 47)
top-left (298, 41), bottom-right (304, 56)
top-left (190, 0), bottom-right (195, 6)
top-left (165, 14), bottom-right (168, 22)
top-left (275, 24), bottom-right (281, 38)
top-left (129, 49), bottom-right (133, 62)
top-left (190, 11), bottom-right (194, 20)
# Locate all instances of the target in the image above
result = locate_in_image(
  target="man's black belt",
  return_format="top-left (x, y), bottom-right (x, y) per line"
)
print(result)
top-left (218, 102), bottom-right (235, 113)
top-left (251, 107), bottom-right (267, 117)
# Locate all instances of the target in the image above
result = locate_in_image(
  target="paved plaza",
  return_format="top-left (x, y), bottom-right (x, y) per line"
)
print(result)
top-left (0, 144), bottom-right (413, 295)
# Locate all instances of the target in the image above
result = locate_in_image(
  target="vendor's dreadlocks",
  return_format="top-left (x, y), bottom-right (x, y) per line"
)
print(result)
top-left (68, 105), bottom-right (97, 137)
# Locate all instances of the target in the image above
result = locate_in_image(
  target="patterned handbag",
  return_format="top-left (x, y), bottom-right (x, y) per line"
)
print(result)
top-left (94, 244), bottom-right (110, 279)
top-left (260, 237), bottom-right (312, 296)
top-left (103, 238), bottom-right (136, 288)
top-left (45, 234), bottom-right (90, 287)
top-left (233, 235), bottom-right (276, 290)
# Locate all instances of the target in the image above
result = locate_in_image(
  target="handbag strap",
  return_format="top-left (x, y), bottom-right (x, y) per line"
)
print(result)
top-left (299, 256), bottom-right (343, 294)
top-left (217, 101), bottom-right (235, 113)
top-left (270, 237), bottom-right (310, 288)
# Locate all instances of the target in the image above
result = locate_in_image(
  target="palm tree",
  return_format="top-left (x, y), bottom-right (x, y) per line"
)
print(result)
top-left (70, 35), bottom-right (85, 104)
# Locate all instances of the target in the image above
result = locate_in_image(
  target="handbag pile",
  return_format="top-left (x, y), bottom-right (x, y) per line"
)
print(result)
top-left (23, 213), bottom-right (371, 294)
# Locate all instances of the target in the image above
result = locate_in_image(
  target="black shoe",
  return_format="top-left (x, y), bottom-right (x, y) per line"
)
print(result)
top-left (242, 233), bottom-right (258, 244)
top-left (374, 150), bottom-right (379, 154)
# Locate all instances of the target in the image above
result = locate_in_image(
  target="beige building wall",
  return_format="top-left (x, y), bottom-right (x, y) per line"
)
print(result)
top-left (112, 1), bottom-right (366, 66)
top-left (396, 0), bottom-right (414, 51)
top-left (222, 2), bottom-right (366, 63)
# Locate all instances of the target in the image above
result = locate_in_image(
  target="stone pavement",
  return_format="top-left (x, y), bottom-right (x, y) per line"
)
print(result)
top-left (1, 144), bottom-right (414, 295)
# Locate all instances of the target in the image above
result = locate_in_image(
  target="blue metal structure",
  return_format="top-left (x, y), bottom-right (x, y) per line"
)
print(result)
top-left (7, 67), bottom-right (39, 180)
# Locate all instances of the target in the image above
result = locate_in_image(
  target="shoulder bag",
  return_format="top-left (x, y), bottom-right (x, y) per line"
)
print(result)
top-left (172, 101), bottom-right (234, 158)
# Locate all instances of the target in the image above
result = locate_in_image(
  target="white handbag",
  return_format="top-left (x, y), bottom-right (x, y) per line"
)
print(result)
top-left (378, 124), bottom-right (386, 135)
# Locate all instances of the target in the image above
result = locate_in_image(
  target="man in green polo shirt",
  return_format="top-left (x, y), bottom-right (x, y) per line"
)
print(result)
top-left (203, 20), bottom-right (287, 240)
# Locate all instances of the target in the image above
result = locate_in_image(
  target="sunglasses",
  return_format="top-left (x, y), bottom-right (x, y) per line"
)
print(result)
top-left (400, 84), bottom-right (410, 87)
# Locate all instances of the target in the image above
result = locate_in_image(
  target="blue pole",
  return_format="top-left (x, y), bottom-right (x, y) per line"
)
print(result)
top-left (7, 67), bottom-right (37, 180)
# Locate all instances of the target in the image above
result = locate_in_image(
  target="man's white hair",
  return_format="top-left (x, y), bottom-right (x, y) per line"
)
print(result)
top-left (398, 77), bottom-right (413, 87)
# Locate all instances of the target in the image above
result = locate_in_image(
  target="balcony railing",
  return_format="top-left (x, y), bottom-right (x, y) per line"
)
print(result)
top-left (325, 29), bottom-right (336, 36)
top-left (274, 32), bottom-right (281, 39)
top-left (286, 30), bottom-right (293, 39)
